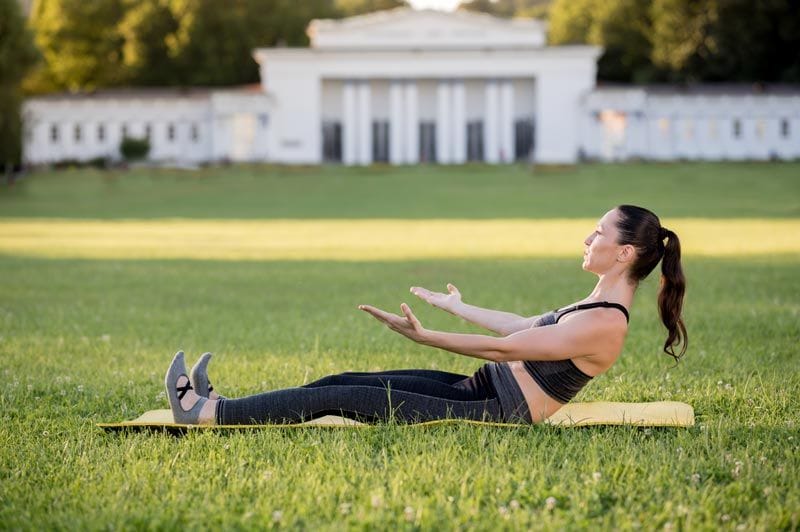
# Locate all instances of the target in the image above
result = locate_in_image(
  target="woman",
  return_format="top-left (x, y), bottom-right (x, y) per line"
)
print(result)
top-left (164, 204), bottom-right (687, 425)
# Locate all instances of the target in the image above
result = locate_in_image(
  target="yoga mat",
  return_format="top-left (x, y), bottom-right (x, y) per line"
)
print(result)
top-left (98, 401), bottom-right (694, 433)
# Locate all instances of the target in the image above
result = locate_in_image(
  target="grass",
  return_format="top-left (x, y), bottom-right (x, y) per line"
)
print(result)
top-left (0, 162), bottom-right (799, 530)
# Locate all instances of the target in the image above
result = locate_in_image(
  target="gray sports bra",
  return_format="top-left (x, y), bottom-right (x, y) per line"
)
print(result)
top-left (521, 301), bottom-right (630, 404)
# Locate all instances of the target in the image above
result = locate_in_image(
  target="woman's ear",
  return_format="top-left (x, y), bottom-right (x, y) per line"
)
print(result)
top-left (618, 244), bottom-right (635, 263)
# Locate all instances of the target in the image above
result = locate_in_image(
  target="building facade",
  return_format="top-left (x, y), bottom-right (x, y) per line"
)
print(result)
top-left (21, 8), bottom-right (800, 166)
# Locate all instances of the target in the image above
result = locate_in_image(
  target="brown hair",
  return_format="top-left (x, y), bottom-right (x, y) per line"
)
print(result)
top-left (615, 204), bottom-right (687, 362)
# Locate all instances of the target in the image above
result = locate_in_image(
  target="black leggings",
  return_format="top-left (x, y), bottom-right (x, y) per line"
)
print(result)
top-left (215, 367), bottom-right (504, 425)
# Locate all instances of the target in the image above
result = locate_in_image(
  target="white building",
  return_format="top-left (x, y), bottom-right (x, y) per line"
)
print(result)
top-left (22, 7), bottom-right (800, 166)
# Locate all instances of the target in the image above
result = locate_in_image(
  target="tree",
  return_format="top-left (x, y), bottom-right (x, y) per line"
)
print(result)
top-left (28, 0), bottom-right (127, 91)
top-left (118, 0), bottom-right (180, 85)
top-left (549, 0), bottom-right (662, 82)
top-left (335, 0), bottom-right (406, 17)
top-left (651, 0), bottom-right (800, 83)
top-left (0, 0), bottom-right (40, 175)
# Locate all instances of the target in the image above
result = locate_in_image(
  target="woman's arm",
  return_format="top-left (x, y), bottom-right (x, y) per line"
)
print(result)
top-left (411, 284), bottom-right (539, 336)
top-left (359, 303), bottom-right (625, 362)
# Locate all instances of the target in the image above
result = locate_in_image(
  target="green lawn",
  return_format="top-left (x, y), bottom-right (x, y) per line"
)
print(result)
top-left (0, 163), bottom-right (798, 529)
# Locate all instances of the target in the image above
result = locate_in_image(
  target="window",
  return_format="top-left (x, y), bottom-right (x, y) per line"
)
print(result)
top-left (733, 119), bottom-right (742, 138)
top-left (98, 124), bottom-right (105, 142)
top-left (514, 118), bottom-right (535, 161)
top-left (466, 120), bottom-right (484, 162)
top-left (74, 124), bottom-right (82, 142)
top-left (191, 124), bottom-right (199, 142)
top-left (418, 121), bottom-right (436, 163)
top-left (167, 124), bottom-right (175, 142)
top-left (321, 121), bottom-right (342, 162)
top-left (50, 124), bottom-right (59, 143)
top-left (144, 124), bottom-right (151, 140)
top-left (781, 119), bottom-right (790, 138)
top-left (372, 121), bottom-right (389, 163)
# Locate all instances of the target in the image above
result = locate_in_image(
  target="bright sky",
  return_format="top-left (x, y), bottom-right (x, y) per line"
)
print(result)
top-left (407, 0), bottom-right (461, 11)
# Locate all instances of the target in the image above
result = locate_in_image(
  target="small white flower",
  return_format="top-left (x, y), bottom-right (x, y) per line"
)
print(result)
top-left (717, 380), bottom-right (723, 386)
top-left (403, 506), bottom-right (416, 522)
top-left (724, 383), bottom-right (732, 390)
top-left (262, 470), bottom-right (273, 481)
top-left (59, 389), bottom-right (66, 396)
top-left (446, 495), bottom-right (454, 503)
top-left (509, 499), bottom-right (520, 510)
top-left (101, 334), bottom-right (111, 342)
top-left (27, 384), bottom-right (33, 392)
top-left (77, 385), bottom-right (84, 393)
top-left (371, 494), bottom-right (383, 508)
top-left (663, 522), bottom-right (674, 531)
top-left (736, 524), bottom-right (747, 531)
top-left (763, 487), bottom-right (772, 496)
top-left (676, 447), bottom-right (683, 455)
top-left (592, 471), bottom-right (602, 482)
top-left (339, 502), bottom-right (351, 515)
top-left (721, 514), bottom-right (730, 522)
top-left (545, 497), bottom-right (557, 511)
top-left (272, 510), bottom-right (282, 522)
top-left (498, 505), bottom-right (509, 517)
top-left (690, 473), bottom-right (701, 484)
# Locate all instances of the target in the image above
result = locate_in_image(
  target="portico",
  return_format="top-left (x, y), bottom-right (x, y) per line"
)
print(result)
top-left (254, 8), bottom-right (601, 165)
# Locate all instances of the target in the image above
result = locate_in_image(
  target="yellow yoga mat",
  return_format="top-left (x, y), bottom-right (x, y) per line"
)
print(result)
top-left (97, 401), bottom-right (694, 433)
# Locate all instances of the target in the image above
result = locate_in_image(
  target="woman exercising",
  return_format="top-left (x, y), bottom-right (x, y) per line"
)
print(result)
top-left (164, 204), bottom-right (687, 425)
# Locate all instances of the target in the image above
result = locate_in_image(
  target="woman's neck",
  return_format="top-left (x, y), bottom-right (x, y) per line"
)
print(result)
top-left (586, 273), bottom-right (636, 309)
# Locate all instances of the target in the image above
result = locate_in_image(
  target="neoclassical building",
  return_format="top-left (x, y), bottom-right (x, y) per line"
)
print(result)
top-left (22, 8), bottom-right (800, 165)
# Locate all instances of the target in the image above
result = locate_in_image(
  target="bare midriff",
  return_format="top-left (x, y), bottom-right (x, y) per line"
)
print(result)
top-left (506, 361), bottom-right (565, 423)
top-left (508, 356), bottom-right (608, 422)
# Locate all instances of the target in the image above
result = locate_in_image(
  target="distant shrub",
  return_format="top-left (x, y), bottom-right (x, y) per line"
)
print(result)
top-left (120, 137), bottom-right (149, 161)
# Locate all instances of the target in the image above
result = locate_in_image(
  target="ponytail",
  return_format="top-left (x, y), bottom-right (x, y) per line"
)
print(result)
top-left (615, 205), bottom-right (689, 364)
top-left (657, 229), bottom-right (687, 362)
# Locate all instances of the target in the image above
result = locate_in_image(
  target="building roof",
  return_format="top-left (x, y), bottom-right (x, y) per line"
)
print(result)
top-left (26, 84), bottom-right (265, 101)
top-left (306, 7), bottom-right (547, 51)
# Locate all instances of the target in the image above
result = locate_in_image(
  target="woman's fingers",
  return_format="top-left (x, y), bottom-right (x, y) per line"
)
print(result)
top-left (358, 304), bottom-right (395, 324)
top-left (400, 303), bottom-right (421, 328)
top-left (447, 283), bottom-right (460, 296)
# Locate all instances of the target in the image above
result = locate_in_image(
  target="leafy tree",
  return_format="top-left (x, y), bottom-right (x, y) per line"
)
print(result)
top-left (334, 0), bottom-right (406, 17)
top-left (28, 0), bottom-right (127, 91)
top-left (0, 0), bottom-right (39, 173)
top-left (118, 0), bottom-right (180, 85)
top-left (651, 0), bottom-right (800, 82)
top-left (549, 0), bottom-right (662, 82)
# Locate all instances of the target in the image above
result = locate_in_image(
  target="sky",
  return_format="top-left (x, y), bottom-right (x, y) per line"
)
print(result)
top-left (407, 0), bottom-right (461, 11)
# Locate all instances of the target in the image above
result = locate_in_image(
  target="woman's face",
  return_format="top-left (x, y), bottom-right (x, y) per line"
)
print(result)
top-left (582, 209), bottom-right (627, 275)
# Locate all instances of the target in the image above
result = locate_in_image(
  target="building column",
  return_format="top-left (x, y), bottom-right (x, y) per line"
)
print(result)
top-left (436, 80), bottom-right (452, 164)
top-left (356, 81), bottom-right (372, 165)
top-left (484, 79), bottom-right (499, 163)
top-left (342, 80), bottom-right (357, 165)
top-left (404, 81), bottom-right (419, 164)
top-left (499, 80), bottom-right (514, 163)
top-left (389, 81), bottom-right (404, 165)
top-left (451, 80), bottom-right (466, 164)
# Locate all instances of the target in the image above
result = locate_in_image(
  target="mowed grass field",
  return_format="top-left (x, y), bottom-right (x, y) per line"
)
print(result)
top-left (0, 162), bottom-right (798, 530)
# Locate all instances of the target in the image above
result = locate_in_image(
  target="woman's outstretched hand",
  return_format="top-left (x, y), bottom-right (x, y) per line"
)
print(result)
top-left (410, 283), bottom-right (462, 314)
top-left (358, 303), bottom-right (429, 344)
